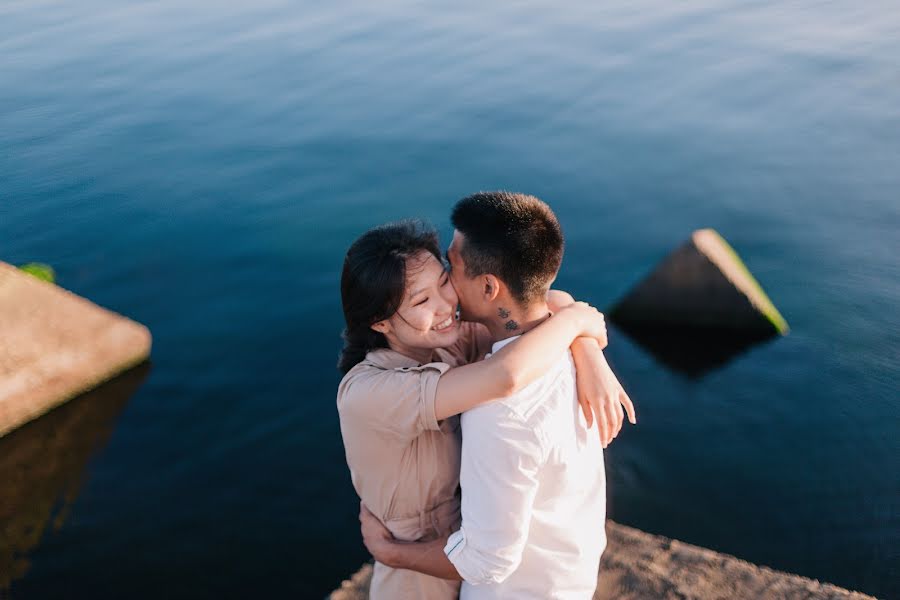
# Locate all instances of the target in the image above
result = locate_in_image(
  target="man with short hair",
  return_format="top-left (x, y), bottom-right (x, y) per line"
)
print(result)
top-left (362, 191), bottom-right (632, 599)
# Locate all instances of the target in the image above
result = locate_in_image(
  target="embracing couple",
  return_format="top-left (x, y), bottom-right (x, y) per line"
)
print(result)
top-left (337, 191), bottom-right (636, 599)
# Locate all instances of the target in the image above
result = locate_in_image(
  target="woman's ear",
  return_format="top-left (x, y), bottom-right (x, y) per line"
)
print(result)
top-left (371, 320), bottom-right (390, 334)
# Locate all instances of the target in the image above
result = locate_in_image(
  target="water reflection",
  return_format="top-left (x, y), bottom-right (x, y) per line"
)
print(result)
top-left (0, 364), bottom-right (149, 592)
top-left (613, 322), bottom-right (776, 377)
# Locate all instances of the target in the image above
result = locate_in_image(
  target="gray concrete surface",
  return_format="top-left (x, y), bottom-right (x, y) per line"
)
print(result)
top-left (0, 261), bottom-right (151, 437)
top-left (329, 521), bottom-right (874, 599)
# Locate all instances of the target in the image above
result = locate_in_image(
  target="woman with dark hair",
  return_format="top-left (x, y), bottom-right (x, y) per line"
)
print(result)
top-left (336, 220), bottom-right (612, 599)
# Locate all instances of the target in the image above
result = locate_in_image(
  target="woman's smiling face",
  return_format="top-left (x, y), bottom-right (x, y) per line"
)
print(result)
top-left (373, 250), bottom-right (460, 358)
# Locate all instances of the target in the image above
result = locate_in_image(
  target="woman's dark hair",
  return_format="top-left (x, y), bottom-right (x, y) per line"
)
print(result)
top-left (338, 220), bottom-right (442, 374)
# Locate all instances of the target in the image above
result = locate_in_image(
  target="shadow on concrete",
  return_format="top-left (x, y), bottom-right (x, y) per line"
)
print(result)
top-left (612, 322), bottom-right (777, 377)
top-left (0, 362), bottom-right (150, 593)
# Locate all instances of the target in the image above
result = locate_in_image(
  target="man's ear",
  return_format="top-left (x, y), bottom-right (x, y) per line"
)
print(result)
top-left (483, 275), bottom-right (502, 302)
top-left (371, 320), bottom-right (391, 334)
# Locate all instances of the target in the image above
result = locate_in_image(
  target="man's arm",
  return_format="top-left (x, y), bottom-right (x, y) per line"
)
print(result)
top-left (360, 505), bottom-right (461, 580)
top-left (446, 406), bottom-right (542, 584)
top-left (360, 405), bottom-right (542, 586)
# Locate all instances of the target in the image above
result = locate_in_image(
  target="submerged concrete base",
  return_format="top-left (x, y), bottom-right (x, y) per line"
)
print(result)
top-left (0, 261), bottom-right (152, 437)
top-left (330, 522), bottom-right (873, 600)
top-left (611, 229), bottom-right (789, 335)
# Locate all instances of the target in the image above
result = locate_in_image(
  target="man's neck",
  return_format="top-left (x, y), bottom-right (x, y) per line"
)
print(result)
top-left (484, 299), bottom-right (552, 344)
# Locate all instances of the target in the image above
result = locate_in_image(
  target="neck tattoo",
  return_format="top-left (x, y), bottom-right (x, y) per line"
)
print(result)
top-left (498, 307), bottom-right (518, 331)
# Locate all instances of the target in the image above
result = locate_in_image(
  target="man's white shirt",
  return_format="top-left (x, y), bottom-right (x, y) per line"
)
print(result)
top-left (444, 336), bottom-right (607, 600)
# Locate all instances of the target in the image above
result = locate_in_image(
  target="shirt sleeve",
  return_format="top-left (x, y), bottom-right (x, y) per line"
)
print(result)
top-left (337, 361), bottom-right (451, 440)
top-left (444, 404), bottom-right (544, 585)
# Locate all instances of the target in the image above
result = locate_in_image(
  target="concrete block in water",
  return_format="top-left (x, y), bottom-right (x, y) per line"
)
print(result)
top-left (0, 261), bottom-right (152, 437)
top-left (610, 229), bottom-right (788, 335)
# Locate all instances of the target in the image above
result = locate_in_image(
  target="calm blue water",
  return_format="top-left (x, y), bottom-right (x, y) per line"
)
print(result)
top-left (1, 1), bottom-right (898, 597)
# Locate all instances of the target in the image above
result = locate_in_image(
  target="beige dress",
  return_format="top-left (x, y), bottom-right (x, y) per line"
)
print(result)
top-left (337, 322), bottom-right (491, 600)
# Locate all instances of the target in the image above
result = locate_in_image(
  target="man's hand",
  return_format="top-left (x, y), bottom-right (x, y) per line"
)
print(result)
top-left (573, 339), bottom-right (636, 448)
top-left (360, 502), bottom-right (395, 566)
top-left (359, 502), bottom-right (462, 580)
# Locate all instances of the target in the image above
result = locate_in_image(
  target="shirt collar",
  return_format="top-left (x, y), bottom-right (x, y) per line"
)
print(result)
top-left (365, 348), bottom-right (437, 370)
top-left (490, 335), bottom-right (521, 355)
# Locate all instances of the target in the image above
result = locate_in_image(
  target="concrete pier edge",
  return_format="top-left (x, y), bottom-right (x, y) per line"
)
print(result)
top-left (329, 521), bottom-right (875, 599)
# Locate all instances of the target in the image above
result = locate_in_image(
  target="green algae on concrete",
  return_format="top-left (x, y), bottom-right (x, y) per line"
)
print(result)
top-left (17, 263), bottom-right (56, 284)
top-left (611, 229), bottom-right (789, 335)
top-left (329, 521), bottom-right (874, 600)
top-left (0, 261), bottom-right (152, 437)
top-left (701, 229), bottom-right (789, 334)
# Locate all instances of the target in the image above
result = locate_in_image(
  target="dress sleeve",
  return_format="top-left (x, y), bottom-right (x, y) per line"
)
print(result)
top-left (337, 361), bottom-right (451, 440)
top-left (441, 321), bottom-right (493, 366)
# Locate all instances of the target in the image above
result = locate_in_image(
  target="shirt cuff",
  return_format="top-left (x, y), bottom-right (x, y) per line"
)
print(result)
top-left (418, 361), bottom-right (450, 431)
top-left (444, 526), bottom-right (492, 585)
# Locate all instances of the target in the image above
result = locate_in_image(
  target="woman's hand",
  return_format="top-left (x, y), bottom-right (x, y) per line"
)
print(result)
top-left (573, 339), bottom-right (636, 448)
top-left (561, 302), bottom-right (608, 349)
top-left (360, 502), bottom-right (395, 566)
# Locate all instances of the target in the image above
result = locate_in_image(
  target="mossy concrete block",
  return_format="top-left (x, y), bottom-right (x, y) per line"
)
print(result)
top-left (0, 261), bottom-right (151, 437)
top-left (611, 229), bottom-right (788, 335)
top-left (330, 522), bottom-right (873, 599)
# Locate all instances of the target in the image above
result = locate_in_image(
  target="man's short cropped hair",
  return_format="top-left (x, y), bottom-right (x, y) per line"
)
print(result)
top-left (451, 191), bottom-right (564, 305)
